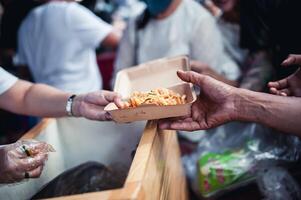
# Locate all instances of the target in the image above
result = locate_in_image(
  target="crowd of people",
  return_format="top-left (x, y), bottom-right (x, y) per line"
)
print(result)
top-left (1, 0), bottom-right (301, 198)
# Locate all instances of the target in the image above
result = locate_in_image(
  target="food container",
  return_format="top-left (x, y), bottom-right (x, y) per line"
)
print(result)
top-left (105, 56), bottom-right (197, 123)
top-left (0, 118), bottom-right (188, 200)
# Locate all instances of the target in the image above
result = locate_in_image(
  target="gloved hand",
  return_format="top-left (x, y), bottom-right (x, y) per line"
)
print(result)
top-left (0, 140), bottom-right (54, 184)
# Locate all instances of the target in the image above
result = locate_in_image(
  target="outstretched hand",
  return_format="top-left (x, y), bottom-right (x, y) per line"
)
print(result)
top-left (72, 90), bottom-right (123, 121)
top-left (268, 54), bottom-right (301, 97)
top-left (159, 71), bottom-right (238, 131)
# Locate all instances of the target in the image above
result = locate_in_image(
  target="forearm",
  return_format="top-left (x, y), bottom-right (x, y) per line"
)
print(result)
top-left (234, 88), bottom-right (301, 135)
top-left (0, 80), bottom-right (70, 117)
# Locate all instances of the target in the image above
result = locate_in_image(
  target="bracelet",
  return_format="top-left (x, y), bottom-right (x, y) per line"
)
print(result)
top-left (66, 94), bottom-right (77, 117)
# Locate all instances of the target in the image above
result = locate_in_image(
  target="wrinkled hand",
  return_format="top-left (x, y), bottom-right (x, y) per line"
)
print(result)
top-left (0, 140), bottom-right (50, 183)
top-left (268, 54), bottom-right (301, 97)
top-left (72, 90), bottom-right (123, 121)
top-left (159, 71), bottom-right (238, 131)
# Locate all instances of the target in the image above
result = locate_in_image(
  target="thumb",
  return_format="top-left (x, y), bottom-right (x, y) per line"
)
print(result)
top-left (282, 54), bottom-right (301, 67)
top-left (177, 70), bottom-right (206, 86)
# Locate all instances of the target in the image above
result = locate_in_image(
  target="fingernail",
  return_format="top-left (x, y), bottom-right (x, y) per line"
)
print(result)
top-left (282, 57), bottom-right (292, 66)
top-left (105, 112), bottom-right (113, 120)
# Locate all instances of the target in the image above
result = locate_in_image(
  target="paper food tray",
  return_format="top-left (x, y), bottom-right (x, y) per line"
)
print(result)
top-left (105, 55), bottom-right (197, 123)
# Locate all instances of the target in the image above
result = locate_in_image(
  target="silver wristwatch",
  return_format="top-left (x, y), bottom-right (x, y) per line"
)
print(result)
top-left (66, 94), bottom-right (76, 117)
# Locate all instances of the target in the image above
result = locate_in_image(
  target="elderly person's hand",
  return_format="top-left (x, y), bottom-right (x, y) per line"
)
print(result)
top-left (0, 140), bottom-right (52, 183)
top-left (159, 70), bottom-right (238, 131)
top-left (268, 54), bottom-right (301, 97)
top-left (71, 90), bottom-right (123, 121)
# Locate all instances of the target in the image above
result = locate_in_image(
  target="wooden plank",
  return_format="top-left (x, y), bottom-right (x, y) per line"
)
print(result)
top-left (20, 119), bottom-right (187, 200)
top-left (21, 118), bottom-right (54, 140)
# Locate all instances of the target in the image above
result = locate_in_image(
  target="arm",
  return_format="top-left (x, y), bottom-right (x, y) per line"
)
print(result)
top-left (111, 20), bottom-right (136, 87)
top-left (235, 88), bottom-right (301, 134)
top-left (67, 3), bottom-right (120, 49)
top-left (159, 71), bottom-right (301, 135)
top-left (0, 80), bottom-right (122, 121)
top-left (0, 80), bottom-right (69, 117)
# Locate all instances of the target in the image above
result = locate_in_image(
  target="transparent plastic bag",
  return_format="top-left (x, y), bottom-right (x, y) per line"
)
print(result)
top-left (184, 122), bottom-right (301, 198)
top-left (0, 139), bottom-right (55, 184)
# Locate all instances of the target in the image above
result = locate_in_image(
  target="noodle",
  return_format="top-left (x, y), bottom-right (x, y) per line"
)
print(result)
top-left (123, 88), bottom-right (186, 108)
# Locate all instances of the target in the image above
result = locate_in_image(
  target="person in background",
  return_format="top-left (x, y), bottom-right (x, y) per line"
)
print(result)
top-left (0, 67), bottom-right (122, 184)
top-left (0, 0), bottom-right (40, 71)
top-left (15, 0), bottom-right (121, 93)
top-left (194, 0), bottom-right (273, 92)
top-left (113, 0), bottom-right (240, 86)
top-left (159, 54), bottom-right (301, 135)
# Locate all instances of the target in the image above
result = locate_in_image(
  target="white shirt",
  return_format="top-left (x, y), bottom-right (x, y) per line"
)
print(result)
top-left (0, 67), bottom-right (18, 95)
top-left (15, 2), bottom-right (112, 93)
top-left (114, 0), bottom-right (240, 85)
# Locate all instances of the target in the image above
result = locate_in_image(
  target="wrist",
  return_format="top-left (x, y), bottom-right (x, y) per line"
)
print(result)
top-left (70, 95), bottom-right (83, 117)
top-left (232, 88), bottom-right (266, 123)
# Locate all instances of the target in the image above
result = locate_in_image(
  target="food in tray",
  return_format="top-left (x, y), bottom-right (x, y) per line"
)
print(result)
top-left (122, 88), bottom-right (186, 108)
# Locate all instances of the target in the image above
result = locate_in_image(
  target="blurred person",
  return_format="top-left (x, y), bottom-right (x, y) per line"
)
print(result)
top-left (113, 0), bottom-right (240, 86)
top-left (159, 55), bottom-right (301, 135)
top-left (0, 0), bottom-right (40, 70)
top-left (194, 0), bottom-right (273, 92)
top-left (0, 66), bottom-right (122, 183)
top-left (239, 0), bottom-right (301, 80)
top-left (15, 0), bottom-right (121, 93)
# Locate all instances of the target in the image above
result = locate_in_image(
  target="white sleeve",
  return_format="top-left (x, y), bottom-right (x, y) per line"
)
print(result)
top-left (0, 68), bottom-right (18, 95)
top-left (66, 3), bottom-right (113, 48)
top-left (190, 15), bottom-right (241, 81)
top-left (111, 20), bottom-right (136, 88)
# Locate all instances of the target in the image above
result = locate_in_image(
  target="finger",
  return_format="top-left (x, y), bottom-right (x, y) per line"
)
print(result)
top-left (114, 96), bottom-right (125, 109)
top-left (282, 54), bottom-right (301, 66)
top-left (102, 90), bottom-right (121, 103)
top-left (21, 140), bottom-right (54, 156)
top-left (26, 165), bottom-right (44, 179)
top-left (267, 78), bottom-right (288, 90)
top-left (269, 87), bottom-right (290, 96)
top-left (170, 121), bottom-right (202, 131)
top-left (159, 120), bottom-right (202, 131)
top-left (85, 91), bottom-right (120, 106)
top-left (269, 87), bottom-right (279, 95)
top-left (81, 103), bottom-right (112, 121)
top-left (279, 88), bottom-right (291, 96)
top-left (177, 70), bottom-right (207, 86)
top-left (19, 153), bottom-right (48, 171)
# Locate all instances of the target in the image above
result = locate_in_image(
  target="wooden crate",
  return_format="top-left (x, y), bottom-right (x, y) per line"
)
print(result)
top-left (0, 118), bottom-right (188, 200)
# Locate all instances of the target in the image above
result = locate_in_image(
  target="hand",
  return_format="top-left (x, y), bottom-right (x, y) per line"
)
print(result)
top-left (159, 71), bottom-right (238, 131)
top-left (0, 140), bottom-right (50, 183)
top-left (72, 90), bottom-right (123, 121)
top-left (268, 54), bottom-right (301, 97)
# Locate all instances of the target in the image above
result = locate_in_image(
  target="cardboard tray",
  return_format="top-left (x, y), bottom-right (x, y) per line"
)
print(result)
top-left (105, 56), bottom-right (197, 123)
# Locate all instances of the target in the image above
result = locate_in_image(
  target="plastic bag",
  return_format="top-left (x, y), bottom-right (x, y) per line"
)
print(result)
top-left (0, 139), bottom-right (55, 184)
top-left (183, 122), bottom-right (301, 198)
top-left (257, 166), bottom-right (301, 200)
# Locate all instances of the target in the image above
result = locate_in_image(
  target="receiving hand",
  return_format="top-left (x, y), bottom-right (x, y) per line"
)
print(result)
top-left (72, 90), bottom-right (123, 121)
top-left (268, 54), bottom-right (301, 97)
top-left (159, 71), bottom-right (238, 131)
top-left (0, 140), bottom-right (51, 183)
